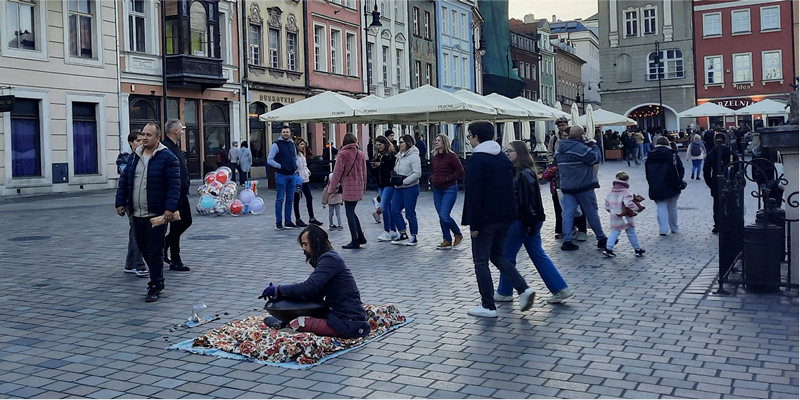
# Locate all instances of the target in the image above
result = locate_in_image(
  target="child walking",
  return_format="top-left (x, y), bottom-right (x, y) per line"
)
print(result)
top-left (603, 171), bottom-right (646, 257)
top-left (321, 172), bottom-right (344, 230)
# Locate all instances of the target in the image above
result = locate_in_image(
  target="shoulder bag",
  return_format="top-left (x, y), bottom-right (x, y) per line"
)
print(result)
top-left (673, 153), bottom-right (688, 191)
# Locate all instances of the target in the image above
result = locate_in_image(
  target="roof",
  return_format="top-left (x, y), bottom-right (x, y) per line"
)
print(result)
top-left (509, 18), bottom-right (549, 35)
top-left (585, 13), bottom-right (598, 21)
top-left (550, 20), bottom-right (589, 33)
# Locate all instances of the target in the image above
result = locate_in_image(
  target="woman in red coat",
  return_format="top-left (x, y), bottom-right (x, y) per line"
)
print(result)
top-left (430, 134), bottom-right (465, 249)
top-left (328, 133), bottom-right (367, 249)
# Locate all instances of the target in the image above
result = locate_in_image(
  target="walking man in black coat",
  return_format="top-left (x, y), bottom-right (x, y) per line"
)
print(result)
top-left (461, 121), bottom-right (536, 318)
top-left (162, 119), bottom-right (192, 271)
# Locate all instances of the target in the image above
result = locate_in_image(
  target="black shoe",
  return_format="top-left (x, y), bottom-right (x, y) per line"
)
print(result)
top-left (309, 219), bottom-right (323, 226)
top-left (358, 235), bottom-right (367, 245)
top-left (296, 219), bottom-right (308, 227)
top-left (169, 262), bottom-right (190, 272)
top-left (597, 237), bottom-right (608, 250)
top-left (342, 242), bottom-right (362, 249)
top-left (276, 223), bottom-right (285, 231)
top-left (145, 282), bottom-right (164, 302)
top-left (712, 227), bottom-right (719, 234)
top-left (691, 173), bottom-right (695, 180)
top-left (696, 176), bottom-right (701, 180)
top-left (561, 241), bottom-right (579, 251)
top-left (284, 222), bottom-right (299, 229)
top-left (635, 248), bottom-right (646, 257)
top-left (660, 233), bottom-right (668, 236)
top-left (603, 249), bottom-right (616, 257)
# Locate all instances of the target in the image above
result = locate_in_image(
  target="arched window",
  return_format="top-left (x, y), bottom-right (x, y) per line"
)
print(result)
top-left (647, 49), bottom-right (684, 80)
top-left (189, 1), bottom-right (208, 56)
top-left (129, 96), bottom-right (160, 132)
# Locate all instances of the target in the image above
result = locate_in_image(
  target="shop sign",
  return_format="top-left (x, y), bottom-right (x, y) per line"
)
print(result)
top-left (258, 94), bottom-right (299, 104)
top-left (0, 95), bottom-right (14, 112)
top-left (711, 98), bottom-right (754, 110)
top-left (735, 84), bottom-right (752, 90)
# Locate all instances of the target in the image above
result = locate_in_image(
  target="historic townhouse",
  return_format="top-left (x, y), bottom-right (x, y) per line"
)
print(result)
top-left (553, 40), bottom-right (586, 114)
top-left (362, 0), bottom-right (411, 98)
top-left (0, 0), bottom-right (120, 195)
top-left (118, 0), bottom-right (243, 180)
top-left (436, 0), bottom-right (475, 93)
top-left (510, 30), bottom-right (540, 102)
top-left (510, 15), bottom-right (555, 107)
top-left (550, 18), bottom-right (601, 109)
top-left (407, 0), bottom-right (438, 90)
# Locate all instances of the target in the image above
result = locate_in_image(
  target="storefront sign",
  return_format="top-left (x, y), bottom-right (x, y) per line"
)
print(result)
top-left (0, 95), bottom-right (14, 113)
top-left (735, 84), bottom-right (752, 90)
top-left (258, 94), bottom-right (300, 104)
top-left (711, 98), bottom-right (754, 110)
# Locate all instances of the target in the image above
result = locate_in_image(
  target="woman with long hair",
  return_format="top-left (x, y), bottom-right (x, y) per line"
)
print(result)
top-left (430, 134), bottom-right (464, 249)
top-left (328, 133), bottom-right (367, 249)
top-left (495, 141), bottom-right (574, 304)
top-left (390, 134), bottom-right (421, 246)
top-left (293, 137), bottom-right (322, 227)
top-left (371, 135), bottom-right (399, 241)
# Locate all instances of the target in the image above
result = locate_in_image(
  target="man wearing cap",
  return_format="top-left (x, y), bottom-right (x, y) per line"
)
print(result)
top-left (229, 141), bottom-right (241, 183)
top-left (162, 119), bottom-right (192, 271)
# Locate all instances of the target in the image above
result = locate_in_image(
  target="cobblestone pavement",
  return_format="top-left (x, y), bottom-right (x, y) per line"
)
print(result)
top-left (0, 160), bottom-right (797, 399)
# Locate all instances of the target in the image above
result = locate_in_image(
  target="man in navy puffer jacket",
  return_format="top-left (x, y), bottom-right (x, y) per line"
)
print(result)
top-left (116, 123), bottom-right (181, 302)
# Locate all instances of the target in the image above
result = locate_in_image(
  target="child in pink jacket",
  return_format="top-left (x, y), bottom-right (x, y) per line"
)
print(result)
top-left (321, 172), bottom-right (344, 230)
top-left (603, 171), bottom-right (646, 258)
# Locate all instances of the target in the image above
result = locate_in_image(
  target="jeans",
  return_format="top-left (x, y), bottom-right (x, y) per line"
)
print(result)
top-left (328, 204), bottom-right (342, 226)
top-left (391, 185), bottom-right (420, 235)
top-left (132, 216), bottom-right (167, 286)
top-left (642, 143), bottom-right (650, 158)
top-left (229, 162), bottom-right (239, 182)
top-left (344, 201), bottom-right (364, 243)
top-left (607, 227), bottom-right (641, 250)
top-left (379, 186), bottom-right (397, 233)
top-left (471, 222), bottom-right (529, 310)
top-left (562, 190), bottom-right (606, 242)
top-left (552, 190), bottom-right (586, 235)
top-left (655, 195), bottom-right (680, 234)
top-left (498, 221), bottom-right (568, 296)
top-left (433, 185), bottom-right (461, 241)
top-left (637, 143), bottom-right (644, 159)
top-left (274, 173), bottom-right (295, 225)
top-left (125, 216), bottom-right (145, 270)
top-left (691, 159), bottom-right (703, 177)
top-left (239, 170), bottom-right (249, 185)
top-left (294, 182), bottom-right (316, 220)
top-left (164, 194), bottom-right (193, 263)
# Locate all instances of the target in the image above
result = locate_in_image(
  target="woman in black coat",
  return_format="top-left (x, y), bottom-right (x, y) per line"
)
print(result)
top-left (622, 131), bottom-right (639, 167)
top-left (645, 137), bottom-right (685, 236)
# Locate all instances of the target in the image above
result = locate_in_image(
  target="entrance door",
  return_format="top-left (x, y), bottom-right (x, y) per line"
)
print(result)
top-left (184, 100), bottom-right (201, 178)
top-left (203, 101), bottom-right (229, 174)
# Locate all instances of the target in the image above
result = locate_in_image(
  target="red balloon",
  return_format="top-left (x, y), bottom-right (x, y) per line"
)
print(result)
top-left (216, 171), bottom-right (228, 184)
top-left (230, 202), bottom-right (243, 214)
top-left (205, 173), bottom-right (216, 184)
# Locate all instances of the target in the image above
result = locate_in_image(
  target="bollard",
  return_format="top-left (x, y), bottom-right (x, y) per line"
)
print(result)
top-left (743, 223), bottom-right (783, 293)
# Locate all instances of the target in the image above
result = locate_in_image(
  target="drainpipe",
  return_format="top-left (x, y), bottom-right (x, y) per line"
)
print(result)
top-left (241, 0), bottom-right (249, 142)
top-left (302, 0), bottom-right (312, 148)
top-left (114, 0), bottom-right (123, 153)
top-left (161, 0), bottom-right (168, 127)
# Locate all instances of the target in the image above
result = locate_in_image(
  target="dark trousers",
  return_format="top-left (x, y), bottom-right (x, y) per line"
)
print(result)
top-left (230, 163), bottom-right (240, 182)
top-left (470, 222), bottom-right (529, 310)
top-left (712, 193), bottom-right (720, 228)
top-left (165, 195), bottom-right (193, 263)
top-left (132, 216), bottom-right (167, 286)
top-left (551, 190), bottom-right (586, 235)
top-left (293, 182), bottom-right (316, 220)
top-left (344, 201), bottom-right (364, 243)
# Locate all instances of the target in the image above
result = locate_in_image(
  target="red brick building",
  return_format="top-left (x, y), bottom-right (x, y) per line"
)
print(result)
top-left (693, 0), bottom-right (795, 129)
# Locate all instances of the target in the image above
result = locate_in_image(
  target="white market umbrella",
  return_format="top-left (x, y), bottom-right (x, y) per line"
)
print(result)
top-left (259, 91), bottom-right (368, 122)
top-left (354, 85), bottom-right (496, 124)
top-left (570, 102), bottom-right (580, 125)
top-left (454, 90), bottom-right (528, 121)
top-left (513, 97), bottom-right (570, 120)
top-left (521, 121), bottom-right (531, 141)
top-left (677, 102), bottom-right (736, 118)
top-left (734, 99), bottom-right (788, 115)
top-left (585, 105), bottom-right (596, 139)
top-left (502, 122), bottom-right (514, 148)
top-left (555, 101), bottom-right (562, 114)
top-left (534, 119), bottom-right (547, 152)
top-left (485, 93), bottom-right (551, 120)
top-left (576, 108), bottom-right (636, 126)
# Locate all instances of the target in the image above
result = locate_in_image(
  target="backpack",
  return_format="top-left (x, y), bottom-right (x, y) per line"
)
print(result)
top-left (690, 141), bottom-right (702, 156)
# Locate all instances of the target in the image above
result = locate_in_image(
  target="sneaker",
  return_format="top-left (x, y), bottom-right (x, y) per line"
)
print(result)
top-left (372, 211), bottom-right (382, 223)
top-left (359, 235), bottom-right (367, 245)
top-left (392, 232), bottom-right (410, 244)
top-left (309, 219), bottom-right (323, 226)
top-left (329, 224), bottom-right (338, 230)
top-left (134, 268), bottom-right (149, 277)
top-left (145, 283), bottom-right (164, 302)
top-left (555, 233), bottom-right (563, 239)
top-left (124, 267), bottom-right (140, 274)
top-left (390, 231), bottom-right (401, 240)
top-left (336, 225), bottom-right (344, 231)
top-left (635, 248), bottom-right (646, 257)
top-left (284, 222), bottom-right (299, 229)
top-left (436, 240), bottom-right (452, 249)
top-left (377, 232), bottom-right (394, 242)
top-left (603, 249), bottom-right (617, 257)
top-left (276, 223), bottom-right (285, 231)
top-left (695, 176), bottom-right (701, 180)
top-left (660, 233), bottom-right (668, 236)
top-left (372, 197), bottom-right (381, 210)
top-left (169, 262), bottom-right (190, 272)
top-left (406, 236), bottom-right (418, 246)
top-left (690, 173), bottom-right (695, 180)
top-left (575, 232), bottom-right (588, 242)
top-left (519, 288), bottom-right (536, 311)
top-left (561, 241), bottom-right (579, 251)
top-left (547, 288), bottom-right (574, 304)
top-left (597, 237), bottom-right (608, 250)
top-left (468, 305), bottom-right (497, 318)
top-left (453, 235), bottom-right (464, 248)
top-left (493, 292), bottom-right (514, 302)
top-left (671, 230), bottom-right (679, 234)
top-left (296, 219), bottom-right (308, 228)
top-left (342, 242), bottom-right (362, 249)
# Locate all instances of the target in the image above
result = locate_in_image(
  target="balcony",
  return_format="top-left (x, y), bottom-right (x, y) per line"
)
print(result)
top-left (165, 54), bottom-right (226, 89)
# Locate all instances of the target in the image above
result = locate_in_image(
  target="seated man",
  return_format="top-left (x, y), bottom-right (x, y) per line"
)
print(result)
top-left (259, 225), bottom-right (370, 338)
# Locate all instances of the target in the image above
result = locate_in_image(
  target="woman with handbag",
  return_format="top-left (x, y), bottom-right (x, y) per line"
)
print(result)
top-left (430, 134), bottom-right (464, 249)
top-left (328, 133), bottom-right (367, 249)
top-left (293, 138), bottom-right (323, 228)
top-left (645, 136), bottom-right (686, 236)
top-left (390, 134), bottom-right (422, 246)
top-left (371, 136), bottom-right (399, 242)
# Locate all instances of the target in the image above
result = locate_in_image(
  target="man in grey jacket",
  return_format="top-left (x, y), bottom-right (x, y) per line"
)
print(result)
top-left (554, 125), bottom-right (607, 251)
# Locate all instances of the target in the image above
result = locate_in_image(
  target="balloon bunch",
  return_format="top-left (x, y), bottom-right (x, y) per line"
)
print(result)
top-left (195, 167), bottom-right (265, 216)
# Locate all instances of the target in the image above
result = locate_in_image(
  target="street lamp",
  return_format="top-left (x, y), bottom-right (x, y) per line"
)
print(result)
top-left (654, 41), bottom-right (666, 131)
top-left (363, 3), bottom-right (382, 96)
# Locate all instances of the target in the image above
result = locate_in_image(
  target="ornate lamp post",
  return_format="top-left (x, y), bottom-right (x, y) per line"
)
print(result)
top-left (363, 3), bottom-right (382, 96)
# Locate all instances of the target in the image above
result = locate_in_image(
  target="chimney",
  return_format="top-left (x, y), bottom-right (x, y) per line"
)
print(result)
top-left (552, 14), bottom-right (557, 23)
top-left (523, 13), bottom-right (535, 23)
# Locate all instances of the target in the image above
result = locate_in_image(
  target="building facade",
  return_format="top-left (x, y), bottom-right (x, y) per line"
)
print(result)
top-left (693, 0), bottom-right (795, 129)
top-left (510, 31), bottom-right (540, 101)
top-left (553, 41), bottom-right (586, 114)
top-left (598, 0), bottom-right (696, 131)
top-left (551, 18), bottom-right (601, 108)
top-left (118, 0), bottom-right (242, 180)
top-left (510, 15), bottom-right (555, 106)
top-left (362, 0), bottom-right (411, 98)
top-left (436, 0), bottom-right (475, 92)
top-left (479, 0), bottom-right (523, 98)
top-left (0, 0), bottom-right (120, 195)
top-left (408, 0), bottom-right (438, 89)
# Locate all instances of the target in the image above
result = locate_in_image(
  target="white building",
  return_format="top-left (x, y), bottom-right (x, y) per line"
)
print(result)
top-left (362, 0), bottom-right (410, 98)
top-left (550, 18), bottom-right (601, 108)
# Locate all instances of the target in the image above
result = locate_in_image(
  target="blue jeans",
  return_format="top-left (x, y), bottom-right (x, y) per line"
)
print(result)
top-left (691, 159), bottom-right (703, 177)
top-left (471, 222), bottom-right (529, 310)
top-left (637, 143), bottom-right (645, 159)
top-left (498, 221), bottom-right (569, 296)
top-left (274, 173), bottom-right (295, 225)
top-left (379, 186), bottom-right (397, 233)
top-left (433, 185), bottom-right (461, 241)
top-left (562, 190), bottom-right (606, 242)
top-left (642, 143), bottom-right (650, 158)
top-left (391, 185), bottom-right (420, 235)
top-left (607, 226), bottom-right (641, 250)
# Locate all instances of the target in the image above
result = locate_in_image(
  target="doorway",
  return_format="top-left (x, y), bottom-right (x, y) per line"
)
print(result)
top-left (203, 101), bottom-right (229, 174)
top-left (184, 99), bottom-right (201, 179)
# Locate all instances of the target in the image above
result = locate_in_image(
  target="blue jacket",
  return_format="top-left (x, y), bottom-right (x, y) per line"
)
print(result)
top-left (554, 139), bottom-right (601, 194)
top-left (278, 251), bottom-right (370, 339)
top-left (461, 140), bottom-right (517, 232)
top-left (115, 143), bottom-right (181, 216)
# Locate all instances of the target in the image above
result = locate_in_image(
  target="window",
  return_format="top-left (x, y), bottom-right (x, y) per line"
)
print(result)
top-left (705, 55), bottom-right (723, 84)
top-left (10, 98), bottom-right (41, 177)
top-left (462, 13), bottom-right (467, 39)
top-left (7, 0), bottom-right (36, 50)
top-left (165, 19), bottom-right (177, 54)
top-left (453, 55), bottom-right (459, 87)
top-left (412, 7), bottom-right (420, 36)
top-left (443, 54), bottom-right (449, 85)
top-left (425, 63), bottom-right (432, 85)
top-left (423, 11), bottom-right (431, 39)
top-left (128, 0), bottom-right (145, 52)
top-left (762, 50), bottom-right (781, 80)
top-left (330, 29), bottom-right (341, 74)
top-left (396, 49), bottom-right (403, 87)
top-left (189, 2), bottom-right (208, 56)
top-left (414, 60), bottom-right (422, 87)
top-left (625, 10), bottom-right (637, 36)
top-left (72, 102), bottom-right (98, 175)
top-left (345, 0), bottom-right (355, 8)
top-left (68, 0), bottom-right (93, 58)
top-left (452, 10), bottom-right (458, 37)
top-left (732, 9), bottom-right (750, 33)
top-left (733, 53), bottom-right (752, 82)
top-left (367, 43), bottom-right (374, 83)
top-left (442, 6), bottom-right (448, 36)
top-left (647, 49), bottom-right (684, 80)
top-left (379, 1), bottom-right (384, 18)
top-left (249, 24), bottom-right (261, 65)
top-left (703, 12), bottom-right (721, 36)
top-left (268, 28), bottom-right (280, 68)
top-left (287, 32), bottom-right (297, 71)
top-left (382, 45), bottom-right (389, 86)
top-left (463, 56), bottom-right (469, 88)
top-left (643, 7), bottom-right (656, 35)
top-left (314, 25), bottom-right (326, 71)
top-left (346, 33), bottom-right (355, 76)
top-left (761, 6), bottom-right (780, 31)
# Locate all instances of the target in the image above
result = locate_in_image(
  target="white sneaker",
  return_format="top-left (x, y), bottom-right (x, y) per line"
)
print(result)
top-left (377, 232), bottom-right (393, 242)
top-left (546, 288), bottom-right (574, 304)
top-left (493, 292), bottom-right (514, 302)
top-left (372, 211), bottom-right (382, 223)
top-left (575, 232), bottom-right (588, 242)
top-left (468, 305), bottom-right (497, 318)
top-left (390, 231), bottom-right (401, 240)
top-left (519, 288), bottom-right (536, 311)
top-left (372, 197), bottom-right (381, 209)
top-left (406, 235), bottom-right (418, 246)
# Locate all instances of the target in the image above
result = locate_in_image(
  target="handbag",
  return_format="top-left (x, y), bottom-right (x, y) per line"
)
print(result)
top-left (673, 153), bottom-right (688, 191)
top-left (390, 172), bottom-right (407, 187)
top-left (336, 153), bottom-right (360, 194)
